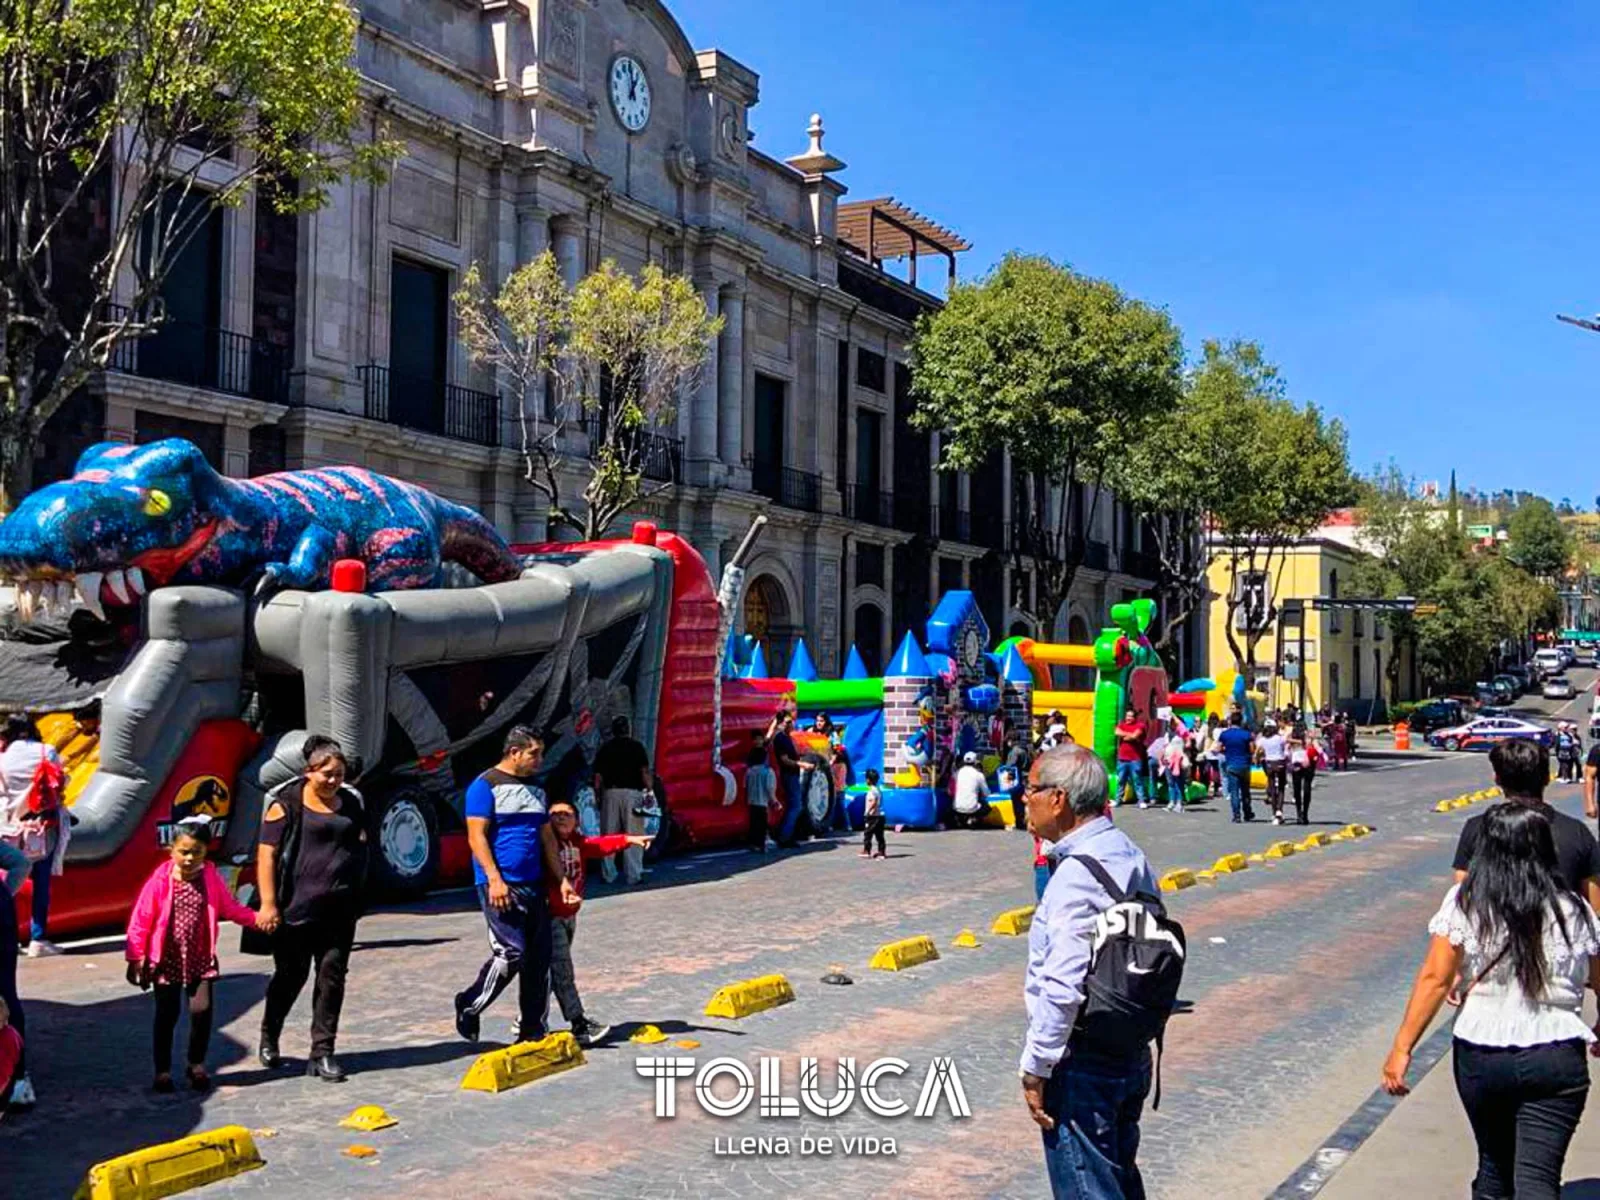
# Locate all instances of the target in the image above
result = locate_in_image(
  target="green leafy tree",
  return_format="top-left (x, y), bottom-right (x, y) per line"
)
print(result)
top-left (0, 0), bottom-right (396, 506)
top-left (455, 255), bottom-right (722, 540)
top-left (910, 253), bottom-right (1183, 634)
top-left (1201, 343), bottom-right (1354, 679)
top-left (1505, 496), bottom-right (1571, 580)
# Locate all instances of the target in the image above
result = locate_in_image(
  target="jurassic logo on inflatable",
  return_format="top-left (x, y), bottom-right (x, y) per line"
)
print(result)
top-left (158, 774), bottom-right (232, 846)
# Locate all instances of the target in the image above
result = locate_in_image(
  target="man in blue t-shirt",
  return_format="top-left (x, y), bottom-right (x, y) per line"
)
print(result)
top-left (1216, 712), bottom-right (1257, 824)
top-left (454, 726), bottom-right (577, 1044)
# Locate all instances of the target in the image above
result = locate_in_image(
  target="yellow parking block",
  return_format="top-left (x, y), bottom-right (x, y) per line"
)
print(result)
top-left (1263, 841), bottom-right (1298, 859)
top-left (1194, 869), bottom-right (1216, 883)
top-left (952, 929), bottom-right (981, 948)
top-left (75, 1126), bottom-right (264, 1199)
top-left (338, 1106), bottom-right (396, 1133)
top-left (870, 935), bottom-right (941, 971)
top-left (1159, 868), bottom-right (1197, 892)
top-left (1247, 852), bottom-right (1267, 863)
top-left (460, 1031), bottom-right (585, 1093)
top-left (1434, 799), bottom-right (1455, 813)
top-left (1211, 853), bottom-right (1249, 874)
top-left (1341, 823), bottom-right (1373, 838)
top-left (1297, 832), bottom-right (1332, 850)
top-left (703, 973), bottom-right (797, 1018)
top-left (991, 906), bottom-right (1036, 936)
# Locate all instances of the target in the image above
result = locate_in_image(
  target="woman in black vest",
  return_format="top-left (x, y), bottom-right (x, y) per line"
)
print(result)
top-left (255, 736), bottom-right (368, 1081)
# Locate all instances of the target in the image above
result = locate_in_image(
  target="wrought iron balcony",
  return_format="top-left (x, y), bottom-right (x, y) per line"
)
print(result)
top-left (356, 365), bottom-right (499, 448)
top-left (752, 461), bottom-right (821, 513)
top-left (894, 493), bottom-right (934, 537)
top-left (580, 415), bottom-right (683, 484)
top-left (938, 504), bottom-right (971, 543)
top-left (106, 303), bottom-right (289, 405)
top-left (843, 483), bottom-right (895, 526)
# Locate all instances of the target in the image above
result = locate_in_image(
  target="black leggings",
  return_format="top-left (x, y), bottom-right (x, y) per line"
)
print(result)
top-left (153, 979), bottom-right (215, 1075)
top-left (1454, 1038), bottom-right (1590, 1200)
top-left (862, 814), bottom-right (886, 855)
top-left (1291, 768), bottom-right (1314, 823)
top-left (0, 885), bottom-right (22, 1083)
top-left (262, 915), bottom-right (357, 1058)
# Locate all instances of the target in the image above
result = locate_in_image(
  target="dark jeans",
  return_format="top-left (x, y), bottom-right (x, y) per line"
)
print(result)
top-left (153, 979), bottom-right (214, 1074)
top-left (0, 884), bottom-right (22, 1085)
top-left (777, 772), bottom-right (804, 843)
top-left (457, 883), bottom-right (552, 1040)
top-left (1263, 762), bottom-right (1287, 816)
top-left (747, 803), bottom-right (768, 850)
top-left (1291, 767), bottom-right (1314, 823)
top-left (262, 912), bottom-right (358, 1057)
top-left (862, 814), bottom-right (886, 855)
top-left (549, 915), bottom-right (583, 1026)
top-left (1223, 766), bottom-right (1253, 821)
top-left (1454, 1038), bottom-right (1590, 1200)
top-left (28, 858), bottom-right (50, 943)
top-left (1041, 1048), bottom-right (1153, 1199)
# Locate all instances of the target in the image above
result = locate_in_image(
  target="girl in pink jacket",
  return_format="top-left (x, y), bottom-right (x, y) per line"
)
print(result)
top-left (125, 817), bottom-right (264, 1092)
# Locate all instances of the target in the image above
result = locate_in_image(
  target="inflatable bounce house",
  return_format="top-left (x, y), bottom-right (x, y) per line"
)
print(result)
top-left (732, 590), bottom-right (1239, 830)
top-left (0, 438), bottom-right (790, 937)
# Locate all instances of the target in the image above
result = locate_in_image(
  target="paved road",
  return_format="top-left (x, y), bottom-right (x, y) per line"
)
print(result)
top-left (2, 689), bottom-right (1591, 1198)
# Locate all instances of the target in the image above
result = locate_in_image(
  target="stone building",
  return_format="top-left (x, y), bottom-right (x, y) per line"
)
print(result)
top-left (50, 0), bottom-right (1183, 675)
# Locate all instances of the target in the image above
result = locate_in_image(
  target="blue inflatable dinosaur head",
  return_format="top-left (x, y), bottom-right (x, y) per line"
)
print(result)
top-left (0, 436), bottom-right (523, 620)
top-left (0, 440), bottom-right (222, 618)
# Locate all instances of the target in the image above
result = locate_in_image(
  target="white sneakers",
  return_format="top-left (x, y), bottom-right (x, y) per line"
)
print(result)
top-left (25, 939), bottom-right (61, 958)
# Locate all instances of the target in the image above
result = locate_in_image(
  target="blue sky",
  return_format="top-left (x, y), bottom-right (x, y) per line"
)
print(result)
top-left (672, 0), bottom-right (1600, 505)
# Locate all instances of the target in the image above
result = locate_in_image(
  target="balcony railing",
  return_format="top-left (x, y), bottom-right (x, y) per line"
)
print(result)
top-left (1001, 526), bottom-right (1112, 570)
top-left (581, 415), bottom-right (682, 484)
top-left (843, 483), bottom-right (894, 526)
top-left (894, 493), bottom-right (933, 537)
top-left (938, 505), bottom-right (971, 543)
top-left (1121, 548), bottom-right (1162, 580)
top-left (106, 303), bottom-right (289, 405)
top-left (356, 365), bottom-right (499, 448)
top-left (752, 461), bottom-right (821, 513)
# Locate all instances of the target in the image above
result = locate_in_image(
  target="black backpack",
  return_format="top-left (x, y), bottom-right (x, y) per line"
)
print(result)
top-left (1066, 854), bottom-right (1187, 1107)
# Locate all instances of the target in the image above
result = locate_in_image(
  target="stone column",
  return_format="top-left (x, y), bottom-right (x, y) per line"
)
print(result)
top-left (688, 281), bottom-right (721, 474)
top-left (550, 215), bottom-right (583, 289)
top-left (517, 203), bottom-right (550, 267)
top-left (717, 285), bottom-right (745, 469)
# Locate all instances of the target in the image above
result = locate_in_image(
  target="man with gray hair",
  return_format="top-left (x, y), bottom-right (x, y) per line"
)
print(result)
top-left (1020, 743), bottom-right (1160, 1199)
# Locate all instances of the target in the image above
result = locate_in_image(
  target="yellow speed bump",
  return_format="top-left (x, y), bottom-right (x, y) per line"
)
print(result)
top-left (339, 1106), bottom-right (396, 1133)
top-left (704, 973), bottom-right (796, 1018)
top-left (75, 1125), bottom-right (264, 1199)
top-left (1263, 841), bottom-right (1297, 859)
top-left (1341, 823), bottom-right (1373, 838)
top-left (952, 929), bottom-right (981, 948)
top-left (1194, 869), bottom-right (1216, 883)
top-left (1159, 868), bottom-right (1197, 892)
top-left (628, 1024), bottom-right (668, 1044)
top-left (1211, 853), bottom-right (1249, 874)
top-left (1297, 832), bottom-right (1332, 850)
top-left (1247, 852), bottom-right (1267, 863)
top-left (1434, 799), bottom-right (1455, 813)
top-left (870, 935), bottom-right (941, 971)
top-left (991, 906), bottom-right (1036, 936)
top-left (461, 1031), bottom-right (585, 1093)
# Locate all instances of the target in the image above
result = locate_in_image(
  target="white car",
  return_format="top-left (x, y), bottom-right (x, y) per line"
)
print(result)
top-left (1544, 677), bottom-right (1576, 700)
top-left (1428, 717), bottom-right (1553, 752)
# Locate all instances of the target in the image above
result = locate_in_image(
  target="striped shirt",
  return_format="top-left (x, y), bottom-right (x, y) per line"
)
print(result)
top-left (464, 768), bottom-right (549, 885)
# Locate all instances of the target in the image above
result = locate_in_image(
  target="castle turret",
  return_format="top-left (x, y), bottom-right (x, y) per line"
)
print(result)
top-left (884, 631), bottom-right (933, 779)
top-left (787, 637), bottom-right (819, 683)
top-left (999, 644), bottom-right (1035, 743)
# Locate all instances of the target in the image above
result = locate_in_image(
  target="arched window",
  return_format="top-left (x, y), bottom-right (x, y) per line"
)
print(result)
top-left (853, 605), bottom-right (885, 676)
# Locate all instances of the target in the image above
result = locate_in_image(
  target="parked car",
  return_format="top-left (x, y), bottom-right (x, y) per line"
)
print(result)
top-left (1543, 677), bottom-right (1577, 700)
top-left (1429, 716), bottom-right (1553, 752)
top-left (1535, 648), bottom-right (1569, 675)
top-left (1405, 699), bottom-right (1468, 735)
top-left (1476, 679), bottom-right (1516, 706)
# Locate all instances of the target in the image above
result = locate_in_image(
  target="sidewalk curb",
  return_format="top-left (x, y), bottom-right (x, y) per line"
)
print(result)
top-left (1265, 1019), bottom-right (1456, 1198)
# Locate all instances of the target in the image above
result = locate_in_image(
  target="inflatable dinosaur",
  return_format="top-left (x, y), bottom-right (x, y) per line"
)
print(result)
top-left (0, 438), bottom-right (522, 618)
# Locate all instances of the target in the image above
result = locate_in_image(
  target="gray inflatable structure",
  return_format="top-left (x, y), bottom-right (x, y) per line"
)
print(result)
top-left (61, 543), bottom-right (677, 871)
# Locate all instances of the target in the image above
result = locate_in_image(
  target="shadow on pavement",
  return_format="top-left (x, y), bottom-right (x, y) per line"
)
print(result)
top-left (0, 976), bottom-right (268, 1196)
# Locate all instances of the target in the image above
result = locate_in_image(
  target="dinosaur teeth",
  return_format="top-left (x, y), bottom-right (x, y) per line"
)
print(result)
top-left (105, 569), bottom-right (131, 605)
top-left (127, 567), bottom-right (147, 596)
top-left (77, 572), bottom-right (105, 620)
top-left (16, 583), bottom-right (34, 623)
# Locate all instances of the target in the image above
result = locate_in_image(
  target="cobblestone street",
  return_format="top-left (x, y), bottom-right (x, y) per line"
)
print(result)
top-left (5, 742), bottom-right (1561, 1198)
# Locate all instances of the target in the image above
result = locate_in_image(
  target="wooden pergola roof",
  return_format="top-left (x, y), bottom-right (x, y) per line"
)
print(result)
top-left (836, 197), bottom-right (971, 261)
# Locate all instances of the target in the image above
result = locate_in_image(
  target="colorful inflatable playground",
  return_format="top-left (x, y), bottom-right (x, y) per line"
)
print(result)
top-left (0, 437), bottom-right (1260, 937)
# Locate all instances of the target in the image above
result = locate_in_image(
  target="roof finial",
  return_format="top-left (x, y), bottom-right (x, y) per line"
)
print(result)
top-left (786, 111), bottom-right (846, 176)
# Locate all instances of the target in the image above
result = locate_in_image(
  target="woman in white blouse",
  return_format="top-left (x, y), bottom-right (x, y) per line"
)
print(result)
top-left (1384, 803), bottom-right (1600, 1199)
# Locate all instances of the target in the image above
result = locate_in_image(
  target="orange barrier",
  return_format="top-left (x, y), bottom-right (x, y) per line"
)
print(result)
top-left (1023, 642), bottom-right (1097, 668)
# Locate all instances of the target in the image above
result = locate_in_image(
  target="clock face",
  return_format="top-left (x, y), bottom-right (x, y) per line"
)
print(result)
top-left (960, 626), bottom-right (984, 671)
top-left (608, 55), bottom-right (652, 133)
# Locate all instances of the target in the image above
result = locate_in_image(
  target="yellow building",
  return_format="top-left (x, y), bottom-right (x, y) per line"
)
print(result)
top-left (1205, 535), bottom-right (1416, 718)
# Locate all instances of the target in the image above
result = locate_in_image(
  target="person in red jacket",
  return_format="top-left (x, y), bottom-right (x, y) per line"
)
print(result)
top-left (125, 817), bottom-right (264, 1092)
top-left (544, 798), bottom-right (650, 1046)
